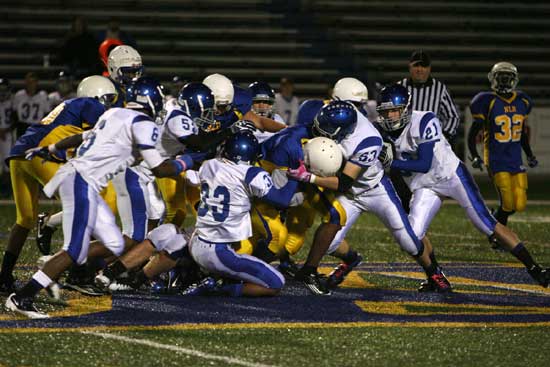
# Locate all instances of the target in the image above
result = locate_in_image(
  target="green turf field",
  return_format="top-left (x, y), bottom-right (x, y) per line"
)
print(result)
top-left (0, 192), bottom-right (549, 367)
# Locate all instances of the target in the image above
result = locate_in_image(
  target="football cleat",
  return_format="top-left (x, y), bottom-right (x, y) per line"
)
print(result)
top-left (37, 212), bottom-right (55, 256)
top-left (296, 271), bottom-right (331, 296)
top-left (326, 254), bottom-right (363, 289)
top-left (64, 278), bottom-right (108, 296)
top-left (181, 277), bottom-right (219, 296)
top-left (278, 259), bottom-right (300, 280)
top-left (418, 272), bottom-right (452, 293)
top-left (5, 293), bottom-right (49, 319)
top-left (94, 273), bottom-right (112, 291)
top-left (108, 281), bottom-right (135, 293)
top-left (46, 282), bottom-right (61, 300)
top-left (528, 267), bottom-right (550, 288)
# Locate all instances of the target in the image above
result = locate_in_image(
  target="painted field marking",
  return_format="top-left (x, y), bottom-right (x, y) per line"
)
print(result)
top-left (82, 331), bottom-right (279, 367)
top-left (355, 300), bottom-right (550, 316)
top-left (377, 271), bottom-right (550, 295)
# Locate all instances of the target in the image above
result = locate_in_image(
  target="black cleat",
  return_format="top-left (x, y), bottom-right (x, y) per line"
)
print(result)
top-left (296, 271), bottom-right (331, 296)
top-left (64, 277), bottom-right (108, 296)
top-left (488, 234), bottom-right (505, 252)
top-left (326, 254), bottom-right (363, 289)
top-left (37, 212), bottom-right (56, 255)
top-left (5, 293), bottom-right (49, 319)
top-left (0, 275), bottom-right (16, 296)
top-left (278, 259), bottom-right (300, 280)
top-left (528, 267), bottom-right (550, 288)
top-left (418, 272), bottom-right (452, 293)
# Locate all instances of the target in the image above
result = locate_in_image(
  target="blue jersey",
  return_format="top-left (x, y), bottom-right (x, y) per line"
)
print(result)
top-left (211, 85), bottom-right (253, 132)
top-left (261, 125), bottom-right (312, 171)
top-left (470, 91), bottom-right (532, 173)
top-left (9, 97), bottom-right (105, 161)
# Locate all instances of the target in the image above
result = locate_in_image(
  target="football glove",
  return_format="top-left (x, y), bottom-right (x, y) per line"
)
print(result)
top-left (24, 145), bottom-right (64, 163)
top-left (527, 155), bottom-right (538, 168)
top-left (230, 120), bottom-right (258, 134)
top-left (470, 156), bottom-right (484, 171)
top-left (378, 142), bottom-right (394, 169)
top-left (287, 160), bottom-right (315, 183)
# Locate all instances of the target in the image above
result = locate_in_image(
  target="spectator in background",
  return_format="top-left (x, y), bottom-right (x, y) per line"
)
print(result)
top-left (165, 75), bottom-right (187, 102)
top-left (97, 17), bottom-right (136, 48)
top-left (275, 77), bottom-right (300, 126)
top-left (48, 70), bottom-right (76, 110)
top-left (59, 15), bottom-right (101, 78)
top-left (398, 50), bottom-right (460, 144)
top-left (13, 72), bottom-right (49, 138)
top-left (0, 78), bottom-right (13, 197)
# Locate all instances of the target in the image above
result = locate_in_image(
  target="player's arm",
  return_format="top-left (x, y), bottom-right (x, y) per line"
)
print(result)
top-left (391, 141), bottom-right (435, 173)
top-left (468, 94), bottom-right (489, 170)
top-left (311, 161), bottom-right (363, 192)
top-left (467, 122), bottom-right (484, 169)
top-left (521, 118), bottom-right (537, 167)
top-left (243, 110), bottom-right (286, 132)
top-left (248, 167), bottom-right (299, 208)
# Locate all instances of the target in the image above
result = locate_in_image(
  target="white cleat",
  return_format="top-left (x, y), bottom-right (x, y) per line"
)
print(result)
top-left (108, 282), bottom-right (134, 292)
top-left (5, 293), bottom-right (49, 319)
top-left (94, 274), bottom-right (111, 290)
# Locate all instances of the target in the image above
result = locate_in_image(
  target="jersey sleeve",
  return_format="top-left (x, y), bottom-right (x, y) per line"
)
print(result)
top-left (469, 92), bottom-right (491, 124)
top-left (165, 109), bottom-right (198, 142)
top-left (131, 115), bottom-right (160, 149)
top-left (348, 136), bottom-right (383, 167)
top-left (519, 92), bottom-right (533, 115)
top-left (245, 166), bottom-right (274, 198)
top-left (413, 112), bottom-right (442, 144)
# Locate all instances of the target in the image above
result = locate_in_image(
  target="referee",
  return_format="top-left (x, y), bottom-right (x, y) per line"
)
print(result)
top-left (398, 50), bottom-right (460, 143)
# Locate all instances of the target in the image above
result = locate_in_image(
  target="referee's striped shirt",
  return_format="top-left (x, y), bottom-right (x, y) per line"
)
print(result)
top-left (399, 77), bottom-right (460, 137)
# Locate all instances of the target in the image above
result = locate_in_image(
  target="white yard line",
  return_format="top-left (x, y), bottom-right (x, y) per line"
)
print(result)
top-left (82, 331), bottom-right (279, 367)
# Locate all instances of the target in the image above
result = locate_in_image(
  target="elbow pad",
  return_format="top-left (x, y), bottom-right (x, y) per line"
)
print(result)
top-left (336, 172), bottom-right (354, 193)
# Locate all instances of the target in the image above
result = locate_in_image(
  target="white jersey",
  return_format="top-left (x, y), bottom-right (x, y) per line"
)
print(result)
top-left (254, 113), bottom-right (286, 143)
top-left (45, 108), bottom-right (164, 195)
top-left (13, 89), bottom-right (50, 125)
top-left (0, 99), bottom-right (13, 129)
top-left (157, 102), bottom-right (198, 159)
top-left (48, 91), bottom-right (76, 111)
top-left (195, 158), bottom-right (275, 243)
top-left (275, 93), bottom-right (299, 126)
top-left (339, 112), bottom-right (384, 196)
top-left (393, 111), bottom-right (460, 191)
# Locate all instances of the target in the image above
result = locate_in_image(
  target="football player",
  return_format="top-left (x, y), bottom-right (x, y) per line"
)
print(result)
top-left (5, 78), bottom-right (195, 318)
top-left (378, 84), bottom-right (549, 288)
top-left (0, 78), bottom-right (14, 194)
top-left (248, 81), bottom-right (288, 143)
top-left (13, 72), bottom-right (50, 137)
top-left (0, 75), bottom-right (117, 294)
top-left (287, 101), bottom-right (450, 292)
top-left (107, 45), bottom-right (143, 107)
top-left (468, 62), bottom-right (537, 230)
top-left (48, 70), bottom-right (76, 110)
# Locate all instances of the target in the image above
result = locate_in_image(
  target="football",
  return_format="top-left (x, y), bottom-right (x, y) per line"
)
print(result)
top-left (303, 137), bottom-right (343, 177)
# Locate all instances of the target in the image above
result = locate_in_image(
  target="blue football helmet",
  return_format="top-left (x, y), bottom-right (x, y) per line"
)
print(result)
top-left (376, 84), bottom-right (412, 131)
top-left (313, 100), bottom-right (357, 141)
top-left (177, 82), bottom-right (216, 131)
top-left (222, 131), bottom-right (260, 165)
top-left (126, 77), bottom-right (165, 118)
top-left (248, 81), bottom-right (275, 117)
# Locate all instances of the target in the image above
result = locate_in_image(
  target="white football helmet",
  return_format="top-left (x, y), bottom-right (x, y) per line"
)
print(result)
top-left (332, 77), bottom-right (368, 105)
top-left (303, 137), bottom-right (343, 177)
top-left (203, 73), bottom-right (234, 112)
top-left (77, 75), bottom-right (118, 107)
top-left (107, 45), bottom-right (143, 85)
top-left (488, 62), bottom-right (519, 94)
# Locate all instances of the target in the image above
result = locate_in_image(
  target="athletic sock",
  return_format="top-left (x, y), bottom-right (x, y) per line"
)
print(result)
top-left (429, 251), bottom-right (439, 268)
top-left (341, 250), bottom-right (358, 265)
top-left (423, 262), bottom-right (442, 277)
top-left (511, 243), bottom-right (538, 271)
top-left (0, 251), bottom-right (18, 281)
top-left (104, 260), bottom-right (128, 280)
top-left (17, 270), bottom-right (52, 299)
top-left (494, 207), bottom-right (514, 226)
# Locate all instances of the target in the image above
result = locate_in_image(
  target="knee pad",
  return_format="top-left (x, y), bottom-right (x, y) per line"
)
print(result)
top-left (147, 224), bottom-right (187, 255)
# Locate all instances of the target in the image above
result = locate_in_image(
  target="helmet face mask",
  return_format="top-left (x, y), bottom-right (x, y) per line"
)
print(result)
top-left (178, 82), bottom-right (217, 132)
top-left (488, 62), bottom-right (518, 94)
top-left (249, 81), bottom-right (275, 117)
top-left (376, 84), bottom-right (412, 132)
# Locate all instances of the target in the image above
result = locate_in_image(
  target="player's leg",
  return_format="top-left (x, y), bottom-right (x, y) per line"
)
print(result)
top-left (185, 175), bottom-right (201, 217)
top-left (407, 186), bottom-right (452, 292)
top-left (157, 174), bottom-right (187, 227)
top-left (6, 170), bottom-right (98, 318)
top-left (189, 236), bottom-right (284, 297)
top-left (512, 172), bottom-right (528, 212)
top-left (454, 163), bottom-right (548, 287)
top-left (492, 171), bottom-right (515, 225)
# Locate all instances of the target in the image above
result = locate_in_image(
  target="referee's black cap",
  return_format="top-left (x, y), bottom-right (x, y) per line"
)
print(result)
top-left (409, 50), bottom-right (431, 67)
